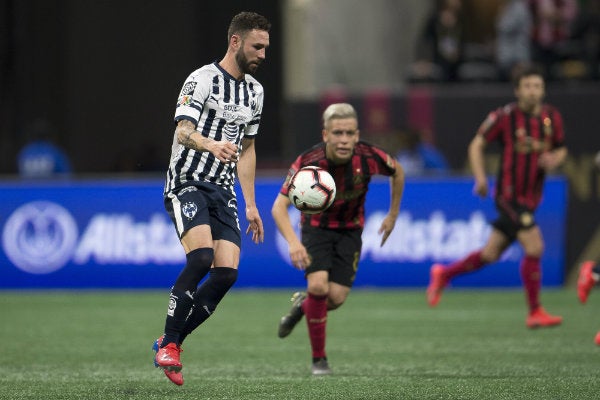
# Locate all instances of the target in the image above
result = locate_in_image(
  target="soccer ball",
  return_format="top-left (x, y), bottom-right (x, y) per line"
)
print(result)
top-left (288, 166), bottom-right (336, 214)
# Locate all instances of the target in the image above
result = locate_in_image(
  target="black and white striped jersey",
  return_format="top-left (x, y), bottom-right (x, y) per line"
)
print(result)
top-left (164, 62), bottom-right (264, 196)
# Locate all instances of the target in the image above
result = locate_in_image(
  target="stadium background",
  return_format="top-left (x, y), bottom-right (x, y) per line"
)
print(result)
top-left (1, 0), bottom-right (599, 288)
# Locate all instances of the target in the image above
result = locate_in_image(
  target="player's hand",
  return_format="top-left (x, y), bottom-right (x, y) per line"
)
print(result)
top-left (538, 151), bottom-right (560, 171)
top-left (378, 214), bottom-right (397, 247)
top-left (210, 140), bottom-right (239, 164)
top-left (288, 241), bottom-right (311, 270)
top-left (473, 178), bottom-right (488, 198)
top-left (245, 206), bottom-right (264, 244)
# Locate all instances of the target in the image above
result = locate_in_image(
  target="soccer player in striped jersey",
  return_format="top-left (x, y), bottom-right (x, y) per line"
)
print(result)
top-left (153, 11), bottom-right (270, 385)
top-left (272, 103), bottom-right (405, 375)
top-left (427, 66), bottom-right (567, 329)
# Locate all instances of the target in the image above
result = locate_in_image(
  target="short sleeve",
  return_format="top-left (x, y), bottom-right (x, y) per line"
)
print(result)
top-left (174, 70), bottom-right (211, 127)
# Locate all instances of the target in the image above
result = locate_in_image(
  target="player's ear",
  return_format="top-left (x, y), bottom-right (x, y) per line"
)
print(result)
top-left (230, 34), bottom-right (242, 49)
top-left (321, 129), bottom-right (328, 142)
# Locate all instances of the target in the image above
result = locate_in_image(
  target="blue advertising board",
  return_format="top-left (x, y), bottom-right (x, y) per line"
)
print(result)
top-left (0, 176), bottom-right (567, 289)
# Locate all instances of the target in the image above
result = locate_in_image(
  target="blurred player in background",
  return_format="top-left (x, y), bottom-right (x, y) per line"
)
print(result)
top-left (577, 150), bottom-right (600, 344)
top-left (272, 103), bottom-right (405, 375)
top-left (153, 11), bottom-right (270, 385)
top-left (427, 66), bottom-right (567, 329)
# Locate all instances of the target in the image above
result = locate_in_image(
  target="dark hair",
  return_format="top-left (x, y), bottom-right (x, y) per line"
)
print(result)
top-left (227, 11), bottom-right (271, 41)
top-left (512, 65), bottom-right (544, 87)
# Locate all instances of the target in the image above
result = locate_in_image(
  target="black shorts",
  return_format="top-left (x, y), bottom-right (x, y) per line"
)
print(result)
top-left (492, 199), bottom-right (537, 243)
top-left (164, 182), bottom-right (241, 247)
top-left (302, 226), bottom-right (362, 288)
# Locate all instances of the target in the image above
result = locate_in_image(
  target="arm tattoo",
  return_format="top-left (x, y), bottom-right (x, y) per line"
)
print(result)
top-left (180, 130), bottom-right (197, 149)
top-left (176, 120), bottom-right (204, 151)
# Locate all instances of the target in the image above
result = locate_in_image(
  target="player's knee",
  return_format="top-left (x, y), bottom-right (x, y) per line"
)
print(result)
top-left (481, 248), bottom-right (501, 264)
top-left (174, 248), bottom-right (214, 292)
top-left (525, 246), bottom-right (543, 258)
top-left (327, 298), bottom-right (345, 310)
top-left (210, 267), bottom-right (238, 290)
top-left (188, 247), bottom-right (214, 268)
top-left (307, 282), bottom-right (329, 296)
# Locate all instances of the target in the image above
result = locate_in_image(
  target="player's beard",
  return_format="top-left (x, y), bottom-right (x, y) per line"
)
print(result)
top-left (235, 47), bottom-right (260, 75)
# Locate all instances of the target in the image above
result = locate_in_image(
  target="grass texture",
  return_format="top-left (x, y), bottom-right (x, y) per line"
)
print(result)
top-left (1, 288), bottom-right (600, 399)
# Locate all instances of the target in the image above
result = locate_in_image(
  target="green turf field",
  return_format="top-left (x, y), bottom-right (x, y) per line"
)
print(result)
top-left (1, 288), bottom-right (599, 399)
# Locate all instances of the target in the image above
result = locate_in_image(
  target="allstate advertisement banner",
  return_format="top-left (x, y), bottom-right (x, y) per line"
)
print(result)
top-left (0, 177), bottom-right (567, 289)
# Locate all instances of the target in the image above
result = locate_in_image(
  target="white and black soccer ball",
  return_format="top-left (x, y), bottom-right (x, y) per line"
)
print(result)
top-left (288, 166), bottom-right (336, 214)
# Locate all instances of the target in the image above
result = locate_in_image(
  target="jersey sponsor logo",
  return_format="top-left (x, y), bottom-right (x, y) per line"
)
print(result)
top-left (515, 137), bottom-right (550, 154)
top-left (223, 123), bottom-right (239, 141)
top-left (2, 201), bottom-right (78, 274)
top-left (224, 104), bottom-right (240, 112)
top-left (182, 202), bottom-right (198, 220)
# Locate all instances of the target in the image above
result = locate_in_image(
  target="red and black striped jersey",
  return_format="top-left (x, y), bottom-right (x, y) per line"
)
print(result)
top-left (279, 141), bottom-right (396, 230)
top-left (477, 102), bottom-right (566, 209)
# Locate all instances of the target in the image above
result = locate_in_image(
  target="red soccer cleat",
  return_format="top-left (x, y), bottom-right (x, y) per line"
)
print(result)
top-left (526, 307), bottom-right (562, 329)
top-left (578, 261), bottom-right (598, 304)
top-left (155, 342), bottom-right (183, 372)
top-left (426, 264), bottom-right (448, 307)
top-left (594, 332), bottom-right (600, 346)
top-left (163, 368), bottom-right (184, 386)
top-left (153, 336), bottom-right (184, 385)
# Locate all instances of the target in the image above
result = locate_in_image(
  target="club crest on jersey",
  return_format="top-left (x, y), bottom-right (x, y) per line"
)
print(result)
top-left (543, 117), bottom-right (553, 136)
top-left (182, 201), bottom-right (198, 220)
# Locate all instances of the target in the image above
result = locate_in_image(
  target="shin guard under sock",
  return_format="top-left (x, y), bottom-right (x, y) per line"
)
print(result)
top-left (302, 292), bottom-right (328, 359)
top-left (445, 251), bottom-right (485, 280)
top-left (179, 267), bottom-right (238, 344)
top-left (520, 255), bottom-right (541, 312)
top-left (173, 248), bottom-right (214, 293)
top-left (162, 287), bottom-right (194, 346)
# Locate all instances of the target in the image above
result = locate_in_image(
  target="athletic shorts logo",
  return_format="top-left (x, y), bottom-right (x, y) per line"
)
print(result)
top-left (182, 202), bottom-right (198, 220)
top-left (178, 186), bottom-right (197, 196)
top-left (227, 199), bottom-right (240, 230)
top-left (520, 212), bottom-right (534, 226)
top-left (2, 201), bottom-right (78, 274)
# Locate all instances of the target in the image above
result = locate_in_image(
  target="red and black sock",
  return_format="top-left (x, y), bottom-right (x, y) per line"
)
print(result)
top-left (520, 255), bottom-right (541, 312)
top-left (445, 250), bottom-right (485, 280)
top-left (302, 292), bottom-right (328, 359)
